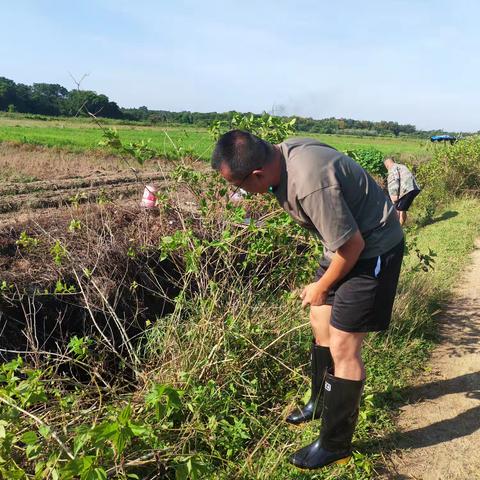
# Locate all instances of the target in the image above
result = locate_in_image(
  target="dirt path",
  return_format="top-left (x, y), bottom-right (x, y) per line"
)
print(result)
top-left (384, 239), bottom-right (480, 479)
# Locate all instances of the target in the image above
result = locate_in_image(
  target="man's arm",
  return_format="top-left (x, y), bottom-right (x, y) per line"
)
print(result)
top-left (300, 230), bottom-right (365, 308)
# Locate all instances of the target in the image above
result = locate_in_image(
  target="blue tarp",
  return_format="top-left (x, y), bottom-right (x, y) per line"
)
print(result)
top-left (431, 135), bottom-right (457, 142)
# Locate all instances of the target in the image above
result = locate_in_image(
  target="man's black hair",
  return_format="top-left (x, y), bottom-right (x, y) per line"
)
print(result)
top-left (211, 130), bottom-right (275, 180)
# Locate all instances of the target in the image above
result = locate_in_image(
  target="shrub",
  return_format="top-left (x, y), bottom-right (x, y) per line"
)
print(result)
top-left (420, 135), bottom-right (480, 195)
top-left (345, 147), bottom-right (387, 176)
top-left (209, 112), bottom-right (296, 144)
top-left (413, 135), bottom-right (480, 223)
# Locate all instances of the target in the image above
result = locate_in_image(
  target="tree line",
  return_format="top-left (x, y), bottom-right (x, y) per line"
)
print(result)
top-left (120, 107), bottom-right (420, 136)
top-left (0, 76), bottom-right (459, 137)
top-left (0, 77), bottom-right (123, 118)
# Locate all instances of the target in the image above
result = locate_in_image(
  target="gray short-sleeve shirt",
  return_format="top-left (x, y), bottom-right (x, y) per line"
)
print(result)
top-left (273, 138), bottom-right (404, 260)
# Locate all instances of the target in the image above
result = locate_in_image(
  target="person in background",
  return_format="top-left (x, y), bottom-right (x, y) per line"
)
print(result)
top-left (384, 157), bottom-right (421, 225)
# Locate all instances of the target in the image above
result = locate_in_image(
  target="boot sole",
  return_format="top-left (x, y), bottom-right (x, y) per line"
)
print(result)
top-left (285, 419), bottom-right (311, 427)
top-left (290, 455), bottom-right (351, 470)
top-left (285, 415), bottom-right (322, 426)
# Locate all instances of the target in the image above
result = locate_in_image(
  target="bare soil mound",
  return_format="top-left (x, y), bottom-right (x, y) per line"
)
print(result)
top-left (384, 239), bottom-right (480, 479)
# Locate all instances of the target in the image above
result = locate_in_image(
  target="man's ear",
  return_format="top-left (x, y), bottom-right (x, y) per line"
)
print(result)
top-left (251, 168), bottom-right (264, 179)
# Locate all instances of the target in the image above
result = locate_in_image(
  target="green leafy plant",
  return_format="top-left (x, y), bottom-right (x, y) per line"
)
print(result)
top-left (403, 229), bottom-right (437, 273)
top-left (174, 457), bottom-right (207, 480)
top-left (0, 280), bottom-right (13, 293)
top-left (68, 192), bottom-right (87, 208)
top-left (345, 147), bottom-right (387, 176)
top-left (54, 279), bottom-right (76, 294)
top-left (16, 231), bottom-right (39, 250)
top-left (97, 127), bottom-right (122, 150)
top-left (145, 383), bottom-right (183, 421)
top-left (99, 128), bottom-right (156, 165)
top-left (51, 240), bottom-right (68, 266)
top-left (96, 188), bottom-right (110, 205)
top-left (67, 336), bottom-right (93, 359)
top-left (209, 112), bottom-right (296, 143)
top-left (68, 219), bottom-right (82, 232)
top-left (82, 267), bottom-right (92, 279)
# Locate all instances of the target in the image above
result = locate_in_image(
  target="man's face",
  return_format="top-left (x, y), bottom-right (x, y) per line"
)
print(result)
top-left (219, 162), bottom-right (270, 194)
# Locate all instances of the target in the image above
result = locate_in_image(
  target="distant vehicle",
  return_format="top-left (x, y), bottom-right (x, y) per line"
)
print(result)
top-left (430, 135), bottom-right (457, 145)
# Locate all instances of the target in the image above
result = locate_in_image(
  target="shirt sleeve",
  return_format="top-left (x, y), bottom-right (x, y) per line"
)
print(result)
top-left (387, 168), bottom-right (401, 197)
top-left (299, 186), bottom-right (358, 252)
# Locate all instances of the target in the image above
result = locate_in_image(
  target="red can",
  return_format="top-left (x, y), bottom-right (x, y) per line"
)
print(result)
top-left (141, 184), bottom-right (157, 208)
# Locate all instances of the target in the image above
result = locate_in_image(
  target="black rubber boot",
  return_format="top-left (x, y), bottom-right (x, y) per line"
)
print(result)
top-left (286, 343), bottom-right (333, 425)
top-left (289, 370), bottom-right (365, 470)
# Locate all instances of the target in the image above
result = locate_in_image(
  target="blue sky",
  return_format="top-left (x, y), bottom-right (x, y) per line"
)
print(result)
top-left (1, 0), bottom-right (479, 131)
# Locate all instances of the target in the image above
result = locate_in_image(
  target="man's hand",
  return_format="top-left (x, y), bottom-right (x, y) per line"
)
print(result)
top-left (300, 282), bottom-right (329, 308)
top-left (299, 231), bottom-right (365, 309)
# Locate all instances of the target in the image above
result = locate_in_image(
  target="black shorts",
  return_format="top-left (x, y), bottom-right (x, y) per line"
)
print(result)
top-left (314, 239), bottom-right (404, 333)
top-left (395, 189), bottom-right (420, 211)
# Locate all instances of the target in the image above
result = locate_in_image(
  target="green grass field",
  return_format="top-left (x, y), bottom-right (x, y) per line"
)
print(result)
top-left (0, 114), bottom-right (433, 161)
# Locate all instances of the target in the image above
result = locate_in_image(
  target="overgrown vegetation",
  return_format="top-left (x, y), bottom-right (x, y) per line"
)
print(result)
top-left (209, 112), bottom-right (297, 144)
top-left (0, 115), bottom-right (479, 479)
top-left (413, 136), bottom-right (480, 225)
top-left (344, 147), bottom-right (386, 176)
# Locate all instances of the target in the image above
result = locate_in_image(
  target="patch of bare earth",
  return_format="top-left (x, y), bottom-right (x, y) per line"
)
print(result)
top-left (0, 142), bottom-right (126, 180)
top-left (0, 143), bottom-right (205, 225)
top-left (383, 239), bottom-right (480, 479)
